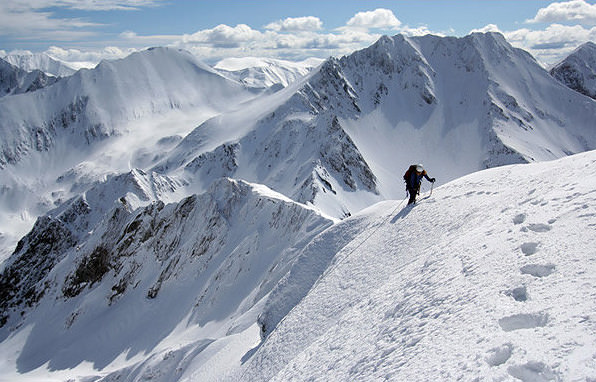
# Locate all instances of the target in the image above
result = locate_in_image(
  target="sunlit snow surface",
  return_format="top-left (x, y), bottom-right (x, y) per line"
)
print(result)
top-left (236, 151), bottom-right (596, 382)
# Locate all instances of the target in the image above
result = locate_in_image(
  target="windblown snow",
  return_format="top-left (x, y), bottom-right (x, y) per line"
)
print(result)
top-left (1, 31), bottom-right (596, 382)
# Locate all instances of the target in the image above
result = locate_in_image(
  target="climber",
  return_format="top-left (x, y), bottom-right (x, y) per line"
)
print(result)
top-left (403, 164), bottom-right (435, 205)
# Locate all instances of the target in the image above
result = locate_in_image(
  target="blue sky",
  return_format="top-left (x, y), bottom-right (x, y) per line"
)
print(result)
top-left (1, 1), bottom-right (596, 67)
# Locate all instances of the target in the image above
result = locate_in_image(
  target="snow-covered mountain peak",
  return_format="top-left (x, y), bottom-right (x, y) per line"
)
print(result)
top-left (563, 41), bottom-right (596, 65)
top-left (550, 41), bottom-right (596, 100)
top-left (0, 46), bottom-right (262, 256)
top-left (151, 32), bottom-right (596, 221)
top-left (0, 57), bottom-right (58, 97)
top-left (96, 46), bottom-right (218, 78)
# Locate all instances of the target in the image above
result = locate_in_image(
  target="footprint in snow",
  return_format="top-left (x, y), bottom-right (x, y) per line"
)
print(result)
top-left (498, 312), bottom-right (549, 332)
top-left (485, 343), bottom-right (513, 367)
top-left (508, 361), bottom-right (560, 382)
top-left (522, 223), bottom-right (552, 233)
top-left (504, 285), bottom-right (528, 302)
top-left (520, 264), bottom-right (556, 278)
top-left (520, 242), bottom-right (539, 256)
top-left (513, 213), bottom-right (526, 225)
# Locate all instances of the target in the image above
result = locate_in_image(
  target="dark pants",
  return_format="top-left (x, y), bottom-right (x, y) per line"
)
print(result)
top-left (407, 187), bottom-right (419, 205)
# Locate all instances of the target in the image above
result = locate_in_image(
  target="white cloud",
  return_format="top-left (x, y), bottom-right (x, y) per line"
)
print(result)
top-left (399, 25), bottom-right (434, 37)
top-left (345, 8), bottom-right (401, 30)
top-left (43, 45), bottom-right (137, 68)
top-left (59, 0), bottom-right (164, 11)
top-left (0, 2), bottom-right (101, 38)
top-left (265, 16), bottom-right (323, 32)
top-left (2, 0), bottom-right (164, 12)
top-left (502, 23), bottom-right (596, 65)
top-left (182, 24), bottom-right (265, 48)
top-left (470, 24), bottom-right (503, 34)
top-left (527, 0), bottom-right (596, 25)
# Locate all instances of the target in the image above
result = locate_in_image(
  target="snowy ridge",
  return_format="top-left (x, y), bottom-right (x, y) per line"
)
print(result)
top-left (338, 32), bottom-right (596, 171)
top-left (0, 178), bottom-right (333, 380)
top-left (214, 56), bottom-right (322, 89)
top-left (237, 149), bottom-right (596, 381)
top-left (0, 168), bottom-right (183, 325)
top-left (159, 76), bottom-right (379, 218)
top-left (3, 52), bottom-right (77, 77)
top-left (0, 57), bottom-right (58, 97)
top-left (3, 149), bottom-right (595, 381)
top-left (0, 47), bottom-right (258, 260)
top-left (550, 42), bottom-right (596, 100)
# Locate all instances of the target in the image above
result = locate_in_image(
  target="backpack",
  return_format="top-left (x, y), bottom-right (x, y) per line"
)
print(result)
top-left (403, 164), bottom-right (417, 184)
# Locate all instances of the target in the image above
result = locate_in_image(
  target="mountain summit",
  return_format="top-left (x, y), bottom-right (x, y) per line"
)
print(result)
top-left (550, 41), bottom-right (596, 100)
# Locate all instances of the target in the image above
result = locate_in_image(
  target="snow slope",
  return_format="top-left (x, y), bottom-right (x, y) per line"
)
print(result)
top-left (236, 149), bottom-right (596, 382)
top-left (1, 150), bottom-right (595, 381)
top-left (0, 47), bottom-right (253, 168)
top-left (550, 42), bottom-right (596, 100)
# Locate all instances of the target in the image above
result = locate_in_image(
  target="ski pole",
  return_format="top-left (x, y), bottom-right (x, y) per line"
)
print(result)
top-left (429, 181), bottom-right (434, 197)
